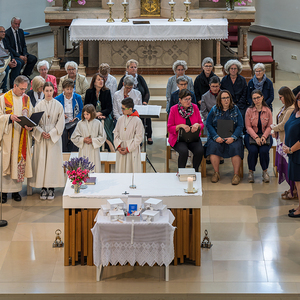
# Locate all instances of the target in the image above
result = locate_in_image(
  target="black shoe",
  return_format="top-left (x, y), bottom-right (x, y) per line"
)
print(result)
top-left (147, 139), bottom-right (153, 145)
top-left (220, 159), bottom-right (225, 164)
top-left (288, 211), bottom-right (300, 218)
top-left (1, 88), bottom-right (8, 93)
top-left (206, 159), bottom-right (211, 164)
top-left (289, 208), bottom-right (296, 213)
top-left (12, 192), bottom-right (22, 202)
top-left (1, 193), bottom-right (7, 203)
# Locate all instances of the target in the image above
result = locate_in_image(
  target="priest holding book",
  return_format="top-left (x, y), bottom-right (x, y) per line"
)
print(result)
top-left (0, 75), bottom-right (33, 203)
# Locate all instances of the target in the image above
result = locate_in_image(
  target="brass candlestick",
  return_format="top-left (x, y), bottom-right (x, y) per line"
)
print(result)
top-left (121, 2), bottom-right (129, 22)
top-left (183, 1), bottom-right (191, 22)
top-left (168, 2), bottom-right (176, 22)
top-left (106, 2), bottom-right (115, 23)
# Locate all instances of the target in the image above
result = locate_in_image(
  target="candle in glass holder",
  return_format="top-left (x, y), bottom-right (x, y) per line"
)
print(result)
top-left (187, 177), bottom-right (193, 193)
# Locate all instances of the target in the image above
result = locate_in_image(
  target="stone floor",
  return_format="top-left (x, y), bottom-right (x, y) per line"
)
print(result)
top-left (0, 69), bottom-right (300, 297)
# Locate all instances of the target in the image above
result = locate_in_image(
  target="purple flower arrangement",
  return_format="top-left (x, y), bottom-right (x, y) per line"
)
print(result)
top-left (210, 0), bottom-right (252, 5)
top-left (47, 0), bottom-right (86, 5)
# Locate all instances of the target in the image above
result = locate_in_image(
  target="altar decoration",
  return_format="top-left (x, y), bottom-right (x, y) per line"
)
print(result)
top-left (63, 157), bottom-right (95, 193)
top-left (47, 0), bottom-right (86, 11)
top-left (210, 0), bottom-right (252, 11)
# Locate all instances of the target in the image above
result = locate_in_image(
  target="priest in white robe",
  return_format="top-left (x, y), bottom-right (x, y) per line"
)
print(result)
top-left (113, 98), bottom-right (144, 173)
top-left (71, 104), bottom-right (106, 173)
top-left (0, 75), bottom-right (33, 202)
top-left (30, 82), bottom-right (65, 200)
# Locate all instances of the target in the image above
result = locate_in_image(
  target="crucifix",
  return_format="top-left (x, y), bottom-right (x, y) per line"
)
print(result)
top-left (122, 191), bottom-right (129, 195)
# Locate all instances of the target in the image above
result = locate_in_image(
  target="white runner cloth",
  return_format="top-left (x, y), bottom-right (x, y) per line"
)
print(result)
top-left (91, 210), bottom-right (175, 267)
top-left (69, 18), bottom-right (228, 41)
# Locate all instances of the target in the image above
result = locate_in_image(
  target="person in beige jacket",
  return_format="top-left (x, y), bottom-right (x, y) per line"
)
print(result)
top-left (271, 86), bottom-right (296, 199)
top-left (57, 61), bottom-right (89, 102)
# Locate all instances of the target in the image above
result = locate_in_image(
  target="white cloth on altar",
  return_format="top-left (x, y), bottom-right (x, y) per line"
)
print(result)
top-left (30, 99), bottom-right (65, 188)
top-left (113, 114), bottom-right (144, 173)
top-left (0, 92), bottom-right (33, 193)
top-left (113, 87), bottom-right (142, 120)
top-left (91, 209), bottom-right (175, 267)
top-left (71, 119), bottom-right (106, 173)
top-left (69, 18), bottom-right (228, 41)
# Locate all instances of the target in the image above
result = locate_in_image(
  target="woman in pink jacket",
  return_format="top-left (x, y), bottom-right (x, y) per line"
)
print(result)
top-left (244, 89), bottom-right (273, 183)
top-left (168, 89), bottom-right (204, 171)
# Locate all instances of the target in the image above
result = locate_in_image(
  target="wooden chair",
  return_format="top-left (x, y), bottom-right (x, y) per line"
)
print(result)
top-left (250, 35), bottom-right (276, 83)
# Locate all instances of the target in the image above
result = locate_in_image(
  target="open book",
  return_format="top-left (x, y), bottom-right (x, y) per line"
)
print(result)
top-left (16, 112), bottom-right (44, 128)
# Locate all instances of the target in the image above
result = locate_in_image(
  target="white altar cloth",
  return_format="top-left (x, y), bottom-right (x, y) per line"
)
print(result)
top-left (91, 210), bottom-right (175, 268)
top-left (63, 173), bottom-right (202, 209)
top-left (69, 18), bottom-right (228, 42)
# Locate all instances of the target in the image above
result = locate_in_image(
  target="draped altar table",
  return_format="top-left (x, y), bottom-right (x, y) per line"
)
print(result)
top-left (63, 173), bottom-right (202, 266)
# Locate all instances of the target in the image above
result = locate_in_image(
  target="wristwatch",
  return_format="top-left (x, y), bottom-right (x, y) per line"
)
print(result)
top-left (289, 148), bottom-right (293, 154)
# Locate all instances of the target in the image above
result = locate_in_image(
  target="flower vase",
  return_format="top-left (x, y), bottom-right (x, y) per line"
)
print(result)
top-left (74, 184), bottom-right (80, 193)
top-left (226, 0), bottom-right (235, 11)
top-left (63, 0), bottom-right (72, 11)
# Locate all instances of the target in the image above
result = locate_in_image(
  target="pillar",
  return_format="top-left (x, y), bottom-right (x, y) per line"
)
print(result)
top-left (50, 26), bottom-right (61, 70)
top-left (240, 26), bottom-right (251, 70)
top-left (78, 41), bottom-right (86, 76)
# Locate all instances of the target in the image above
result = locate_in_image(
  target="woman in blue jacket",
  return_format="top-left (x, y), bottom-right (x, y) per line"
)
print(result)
top-left (247, 63), bottom-right (274, 111)
top-left (55, 78), bottom-right (83, 152)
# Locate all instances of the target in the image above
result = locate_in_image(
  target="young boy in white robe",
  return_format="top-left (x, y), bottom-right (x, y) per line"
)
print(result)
top-left (113, 97), bottom-right (144, 173)
top-left (30, 82), bottom-right (65, 200)
top-left (71, 104), bottom-right (106, 172)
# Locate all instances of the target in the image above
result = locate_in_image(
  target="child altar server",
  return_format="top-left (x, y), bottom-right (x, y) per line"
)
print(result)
top-left (113, 97), bottom-right (144, 173)
top-left (71, 104), bottom-right (106, 172)
top-left (30, 82), bottom-right (65, 200)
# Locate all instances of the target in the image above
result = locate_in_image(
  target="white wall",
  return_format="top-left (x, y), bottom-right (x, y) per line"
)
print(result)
top-left (0, 0), bottom-right (51, 29)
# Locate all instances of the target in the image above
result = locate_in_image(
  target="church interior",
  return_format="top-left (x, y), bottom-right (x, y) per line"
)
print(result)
top-left (1, 0), bottom-right (300, 299)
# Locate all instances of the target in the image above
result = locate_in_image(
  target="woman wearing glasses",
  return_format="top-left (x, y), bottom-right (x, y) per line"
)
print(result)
top-left (244, 90), bottom-right (273, 183)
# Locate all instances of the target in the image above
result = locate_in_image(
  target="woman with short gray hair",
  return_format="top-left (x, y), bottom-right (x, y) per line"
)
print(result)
top-left (221, 59), bottom-right (248, 118)
top-left (166, 60), bottom-right (194, 112)
top-left (247, 63), bottom-right (274, 110)
top-left (35, 60), bottom-right (57, 97)
top-left (113, 75), bottom-right (142, 120)
top-left (194, 57), bottom-right (216, 108)
top-left (58, 61), bottom-right (89, 102)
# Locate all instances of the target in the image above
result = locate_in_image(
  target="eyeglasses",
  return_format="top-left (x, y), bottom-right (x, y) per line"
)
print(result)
top-left (67, 68), bottom-right (76, 72)
top-left (221, 97), bottom-right (230, 100)
top-left (121, 107), bottom-right (130, 110)
top-left (181, 97), bottom-right (192, 102)
top-left (204, 65), bottom-right (213, 68)
top-left (252, 96), bottom-right (262, 101)
top-left (255, 70), bottom-right (263, 73)
top-left (17, 86), bottom-right (27, 92)
top-left (0, 31), bottom-right (5, 33)
top-left (178, 83), bottom-right (188, 86)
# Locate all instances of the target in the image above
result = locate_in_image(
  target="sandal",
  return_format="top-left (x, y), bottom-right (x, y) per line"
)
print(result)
top-left (281, 190), bottom-right (289, 197)
top-left (282, 193), bottom-right (298, 200)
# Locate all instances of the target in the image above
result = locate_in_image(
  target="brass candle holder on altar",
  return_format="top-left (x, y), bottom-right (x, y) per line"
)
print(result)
top-left (106, 2), bottom-right (115, 23)
top-left (168, 1), bottom-right (176, 22)
top-left (183, 1), bottom-right (191, 22)
top-left (121, 2), bottom-right (129, 23)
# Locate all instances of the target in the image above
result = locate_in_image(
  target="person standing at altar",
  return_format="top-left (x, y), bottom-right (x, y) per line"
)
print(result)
top-left (30, 82), bottom-right (65, 200)
top-left (99, 63), bottom-right (117, 102)
top-left (166, 60), bottom-right (194, 113)
top-left (58, 61), bottom-right (89, 102)
top-left (113, 98), bottom-right (144, 173)
top-left (0, 75), bottom-right (33, 203)
top-left (4, 17), bottom-right (37, 79)
top-left (118, 59), bottom-right (153, 145)
top-left (113, 75), bottom-right (142, 120)
top-left (71, 104), bottom-right (106, 173)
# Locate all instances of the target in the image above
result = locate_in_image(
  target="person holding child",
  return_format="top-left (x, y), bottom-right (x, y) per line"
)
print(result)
top-left (113, 97), bottom-right (144, 173)
top-left (71, 104), bottom-right (107, 173)
top-left (30, 82), bottom-right (65, 200)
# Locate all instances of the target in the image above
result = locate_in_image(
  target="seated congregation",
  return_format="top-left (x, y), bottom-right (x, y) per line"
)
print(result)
top-left (1, 50), bottom-right (300, 218)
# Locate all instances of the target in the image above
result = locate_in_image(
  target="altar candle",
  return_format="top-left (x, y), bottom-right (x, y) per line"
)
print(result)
top-left (108, 0), bottom-right (112, 3)
top-left (123, 0), bottom-right (127, 3)
top-left (170, 0), bottom-right (174, 3)
top-left (187, 177), bottom-right (193, 193)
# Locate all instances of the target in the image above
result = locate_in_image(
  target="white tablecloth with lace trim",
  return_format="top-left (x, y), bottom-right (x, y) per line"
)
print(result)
top-left (91, 210), bottom-right (175, 268)
top-left (69, 18), bottom-right (228, 42)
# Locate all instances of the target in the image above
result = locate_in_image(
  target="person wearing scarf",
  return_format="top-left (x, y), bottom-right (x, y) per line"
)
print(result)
top-left (247, 63), bottom-right (274, 111)
top-left (167, 89), bottom-right (204, 171)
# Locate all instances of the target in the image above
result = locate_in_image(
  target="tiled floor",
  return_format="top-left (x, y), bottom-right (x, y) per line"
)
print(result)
top-left (0, 69), bottom-right (300, 296)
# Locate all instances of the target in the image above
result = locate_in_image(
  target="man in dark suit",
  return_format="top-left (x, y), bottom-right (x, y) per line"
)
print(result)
top-left (0, 26), bottom-right (22, 92)
top-left (4, 17), bottom-right (37, 80)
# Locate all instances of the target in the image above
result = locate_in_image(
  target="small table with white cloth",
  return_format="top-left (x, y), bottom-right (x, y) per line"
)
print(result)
top-left (63, 173), bottom-right (202, 267)
top-left (91, 209), bottom-right (175, 281)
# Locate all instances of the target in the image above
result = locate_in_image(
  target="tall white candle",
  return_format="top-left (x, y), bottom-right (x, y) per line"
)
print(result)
top-left (108, 0), bottom-right (112, 4)
top-left (123, 0), bottom-right (127, 3)
top-left (187, 177), bottom-right (193, 193)
top-left (170, 0), bottom-right (174, 3)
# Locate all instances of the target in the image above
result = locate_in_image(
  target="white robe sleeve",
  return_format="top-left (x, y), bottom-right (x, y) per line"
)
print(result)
top-left (113, 92), bottom-right (121, 120)
top-left (113, 119), bottom-right (122, 149)
top-left (70, 121), bottom-right (85, 149)
top-left (0, 95), bottom-right (11, 139)
top-left (127, 118), bottom-right (144, 153)
top-left (92, 121), bottom-right (106, 149)
top-left (49, 104), bottom-right (65, 144)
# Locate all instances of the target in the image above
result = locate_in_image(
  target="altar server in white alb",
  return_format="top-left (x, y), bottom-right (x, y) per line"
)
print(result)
top-left (71, 104), bottom-right (106, 172)
top-left (113, 97), bottom-right (144, 173)
top-left (30, 82), bottom-right (65, 200)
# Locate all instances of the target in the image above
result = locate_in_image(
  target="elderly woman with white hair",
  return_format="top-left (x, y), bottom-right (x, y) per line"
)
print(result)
top-left (247, 63), bottom-right (274, 111)
top-left (27, 76), bottom-right (45, 107)
top-left (58, 61), bottom-right (89, 102)
top-left (221, 59), bottom-right (248, 118)
top-left (166, 60), bottom-right (194, 113)
top-left (35, 60), bottom-right (58, 97)
top-left (194, 57), bottom-right (216, 108)
top-left (113, 75), bottom-right (142, 120)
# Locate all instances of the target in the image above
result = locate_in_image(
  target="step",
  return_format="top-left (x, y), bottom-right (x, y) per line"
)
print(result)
top-left (149, 87), bottom-right (166, 96)
top-left (149, 96), bottom-right (167, 108)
